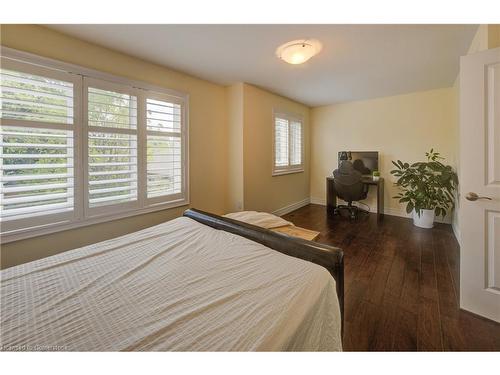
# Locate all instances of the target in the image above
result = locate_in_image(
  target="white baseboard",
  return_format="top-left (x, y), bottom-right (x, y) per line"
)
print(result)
top-left (272, 198), bottom-right (311, 217)
top-left (309, 197), bottom-right (452, 224)
top-left (310, 197), bottom-right (326, 205)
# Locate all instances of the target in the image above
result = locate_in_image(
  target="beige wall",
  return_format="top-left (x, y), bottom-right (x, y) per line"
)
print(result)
top-left (465, 24), bottom-right (499, 55)
top-left (310, 88), bottom-right (456, 219)
top-left (0, 24), bottom-right (228, 268)
top-left (225, 83), bottom-right (244, 212)
top-left (467, 25), bottom-right (489, 54)
top-left (310, 24), bottom-right (498, 228)
top-left (242, 84), bottom-right (310, 213)
top-left (488, 25), bottom-right (500, 49)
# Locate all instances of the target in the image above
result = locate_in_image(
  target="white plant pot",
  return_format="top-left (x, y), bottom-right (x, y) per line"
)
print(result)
top-left (412, 209), bottom-right (435, 229)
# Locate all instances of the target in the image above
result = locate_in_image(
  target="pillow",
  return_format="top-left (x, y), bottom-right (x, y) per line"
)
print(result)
top-left (223, 211), bottom-right (294, 229)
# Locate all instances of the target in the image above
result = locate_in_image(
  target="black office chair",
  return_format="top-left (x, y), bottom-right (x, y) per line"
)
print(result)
top-left (332, 161), bottom-right (369, 220)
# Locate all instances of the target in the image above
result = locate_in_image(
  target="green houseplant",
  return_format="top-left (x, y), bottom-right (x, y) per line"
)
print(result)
top-left (390, 149), bottom-right (458, 228)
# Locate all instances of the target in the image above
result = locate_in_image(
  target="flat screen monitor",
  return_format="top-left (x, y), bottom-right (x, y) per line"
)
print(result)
top-left (338, 151), bottom-right (379, 176)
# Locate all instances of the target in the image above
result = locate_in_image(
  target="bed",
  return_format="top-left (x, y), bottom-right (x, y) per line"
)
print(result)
top-left (0, 209), bottom-right (344, 351)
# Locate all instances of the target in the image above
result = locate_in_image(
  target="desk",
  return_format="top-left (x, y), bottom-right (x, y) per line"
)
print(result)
top-left (326, 176), bottom-right (384, 220)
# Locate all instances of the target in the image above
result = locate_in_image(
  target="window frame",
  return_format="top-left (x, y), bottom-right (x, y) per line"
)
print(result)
top-left (144, 91), bottom-right (187, 207)
top-left (0, 57), bottom-right (83, 234)
top-left (0, 47), bottom-right (189, 244)
top-left (83, 77), bottom-right (141, 218)
top-left (272, 110), bottom-right (305, 176)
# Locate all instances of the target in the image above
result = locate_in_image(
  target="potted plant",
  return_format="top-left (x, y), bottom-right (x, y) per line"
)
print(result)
top-left (372, 170), bottom-right (380, 181)
top-left (390, 149), bottom-right (458, 228)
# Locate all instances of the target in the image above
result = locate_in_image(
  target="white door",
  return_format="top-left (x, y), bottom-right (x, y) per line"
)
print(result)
top-left (459, 47), bottom-right (500, 322)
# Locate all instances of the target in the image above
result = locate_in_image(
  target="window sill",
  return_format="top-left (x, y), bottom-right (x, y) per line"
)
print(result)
top-left (0, 197), bottom-right (189, 244)
top-left (272, 168), bottom-right (305, 176)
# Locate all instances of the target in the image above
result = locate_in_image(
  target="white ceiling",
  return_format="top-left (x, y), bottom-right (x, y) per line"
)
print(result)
top-left (47, 24), bottom-right (478, 107)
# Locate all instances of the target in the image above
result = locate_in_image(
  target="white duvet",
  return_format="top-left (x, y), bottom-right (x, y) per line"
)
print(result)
top-left (0, 217), bottom-right (342, 351)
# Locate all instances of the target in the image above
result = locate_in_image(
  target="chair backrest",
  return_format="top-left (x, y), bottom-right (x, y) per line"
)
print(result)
top-left (333, 161), bottom-right (367, 203)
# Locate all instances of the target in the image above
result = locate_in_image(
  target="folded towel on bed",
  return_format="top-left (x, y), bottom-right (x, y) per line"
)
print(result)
top-left (223, 211), bottom-right (294, 229)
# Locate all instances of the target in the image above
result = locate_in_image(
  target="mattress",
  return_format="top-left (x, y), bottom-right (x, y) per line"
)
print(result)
top-left (0, 217), bottom-right (342, 351)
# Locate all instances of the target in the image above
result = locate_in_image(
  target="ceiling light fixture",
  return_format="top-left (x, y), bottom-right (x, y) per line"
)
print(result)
top-left (276, 39), bottom-right (322, 65)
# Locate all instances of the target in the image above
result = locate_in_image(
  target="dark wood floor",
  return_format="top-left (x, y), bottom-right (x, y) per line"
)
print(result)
top-left (282, 204), bottom-right (500, 351)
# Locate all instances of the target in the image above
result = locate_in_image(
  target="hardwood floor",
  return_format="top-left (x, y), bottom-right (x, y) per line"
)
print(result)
top-left (282, 204), bottom-right (500, 351)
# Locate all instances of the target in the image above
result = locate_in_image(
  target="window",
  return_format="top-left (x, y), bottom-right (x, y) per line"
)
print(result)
top-left (84, 78), bottom-right (139, 214)
top-left (0, 61), bottom-right (79, 235)
top-left (146, 95), bottom-right (184, 202)
top-left (1, 50), bottom-right (188, 242)
top-left (273, 112), bottom-right (304, 175)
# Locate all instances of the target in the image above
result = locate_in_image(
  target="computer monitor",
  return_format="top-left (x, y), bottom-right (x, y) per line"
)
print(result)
top-left (338, 151), bottom-right (379, 176)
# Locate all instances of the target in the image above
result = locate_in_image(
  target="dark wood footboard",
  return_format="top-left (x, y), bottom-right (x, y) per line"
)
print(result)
top-left (183, 208), bottom-right (344, 337)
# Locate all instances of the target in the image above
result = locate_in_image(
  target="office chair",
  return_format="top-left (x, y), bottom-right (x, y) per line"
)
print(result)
top-left (332, 161), bottom-right (369, 220)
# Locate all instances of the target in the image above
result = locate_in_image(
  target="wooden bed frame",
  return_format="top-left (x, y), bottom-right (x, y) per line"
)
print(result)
top-left (183, 208), bottom-right (345, 336)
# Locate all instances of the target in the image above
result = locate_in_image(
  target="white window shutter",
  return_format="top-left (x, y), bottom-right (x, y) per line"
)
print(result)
top-left (1, 50), bottom-right (189, 242)
top-left (1, 69), bottom-right (74, 124)
top-left (146, 96), bottom-right (184, 201)
top-left (0, 65), bottom-right (77, 227)
top-left (273, 113), bottom-right (304, 175)
top-left (84, 79), bottom-right (139, 213)
top-left (274, 117), bottom-right (289, 167)
top-left (1, 127), bottom-right (74, 220)
top-left (88, 131), bottom-right (138, 207)
top-left (289, 120), bottom-right (302, 166)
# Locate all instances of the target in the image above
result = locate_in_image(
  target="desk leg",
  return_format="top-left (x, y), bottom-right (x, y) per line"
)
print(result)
top-left (377, 181), bottom-right (384, 220)
top-left (326, 179), bottom-right (337, 216)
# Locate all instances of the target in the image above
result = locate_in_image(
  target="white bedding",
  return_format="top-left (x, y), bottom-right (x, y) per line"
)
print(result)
top-left (0, 217), bottom-right (342, 351)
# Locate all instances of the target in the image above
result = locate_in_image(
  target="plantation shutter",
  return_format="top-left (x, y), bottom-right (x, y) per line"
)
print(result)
top-left (0, 61), bottom-right (78, 230)
top-left (84, 78), bottom-right (138, 214)
top-left (1, 50), bottom-right (189, 242)
top-left (273, 113), bottom-right (304, 175)
top-left (145, 93), bottom-right (185, 203)
top-left (274, 117), bottom-right (289, 167)
top-left (289, 120), bottom-right (302, 166)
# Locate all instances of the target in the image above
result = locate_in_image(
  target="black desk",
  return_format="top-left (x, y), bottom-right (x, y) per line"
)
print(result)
top-left (326, 176), bottom-right (384, 220)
